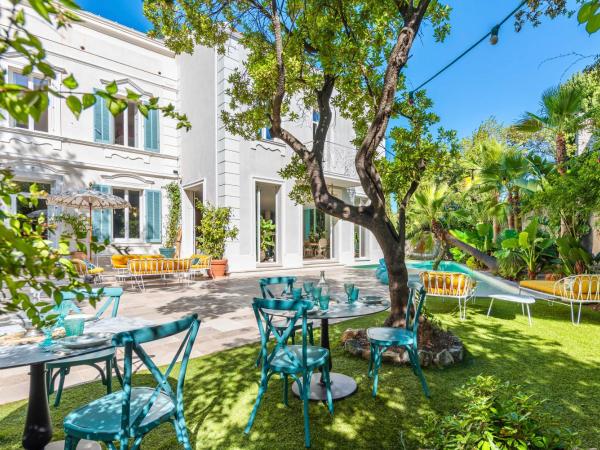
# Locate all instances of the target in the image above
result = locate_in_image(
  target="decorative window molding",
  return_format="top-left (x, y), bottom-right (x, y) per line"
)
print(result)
top-left (103, 147), bottom-right (151, 164)
top-left (3, 135), bottom-right (62, 152)
top-left (99, 78), bottom-right (153, 98)
top-left (251, 141), bottom-right (286, 157)
top-left (101, 173), bottom-right (155, 185)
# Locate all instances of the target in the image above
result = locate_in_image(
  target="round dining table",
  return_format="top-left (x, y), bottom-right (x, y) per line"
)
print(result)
top-left (0, 317), bottom-right (151, 450)
top-left (282, 296), bottom-right (390, 401)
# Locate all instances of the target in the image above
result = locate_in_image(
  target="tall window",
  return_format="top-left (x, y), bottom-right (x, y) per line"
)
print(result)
top-left (94, 96), bottom-right (158, 152)
top-left (10, 71), bottom-right (49, 132)
top-left (112, 189), bottom-right (141, 240)
top-left (10, 181), bottom-right (51, 238)
top-left (114, 101), bottom-right (137, 147)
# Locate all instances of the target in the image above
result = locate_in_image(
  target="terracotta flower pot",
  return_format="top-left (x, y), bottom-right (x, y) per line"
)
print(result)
top-left (210, 259), bottom-right (228, 278)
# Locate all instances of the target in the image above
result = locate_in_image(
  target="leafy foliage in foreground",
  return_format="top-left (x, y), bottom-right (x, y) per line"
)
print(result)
top-left (423, 375), bottom-right (579, 450)
top-left (0, 171), bottom-right (92, 329)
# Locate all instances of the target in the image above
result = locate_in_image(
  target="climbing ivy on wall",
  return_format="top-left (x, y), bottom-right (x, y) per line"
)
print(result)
top-left (164, 182), bottom-right (181, 248)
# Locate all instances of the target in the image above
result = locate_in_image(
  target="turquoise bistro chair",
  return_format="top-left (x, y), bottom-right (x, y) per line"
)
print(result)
top-left (47, 287), bottom-right (124, 407)
top-left (63, 314), bottom-right (200, 450)
top-left (367, 282), bottom-right (430, 398)
top-left (256, 277), bottom-right (314, 365)
top-left (246, 298), bottom-right (333, 448)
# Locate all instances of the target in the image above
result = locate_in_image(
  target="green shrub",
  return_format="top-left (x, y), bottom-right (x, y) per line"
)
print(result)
top-left (195, 201), bottom-right (239, 259)
top-left (423, 375), bottom-right (578, 450)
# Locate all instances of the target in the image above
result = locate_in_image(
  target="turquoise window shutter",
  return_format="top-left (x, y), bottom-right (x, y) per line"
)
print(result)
top-left (145, 190), bottom-right (161, 243)
top-left (91, 184), bottom-right (111, 241)
top-left (144, 109), bottom-right (159, 152)
top-left (93, 95), bottom-right (111, 143)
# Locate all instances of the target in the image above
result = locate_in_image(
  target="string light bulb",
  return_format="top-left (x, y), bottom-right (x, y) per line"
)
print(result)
top-left (490, 25), bottom-right (500, 45)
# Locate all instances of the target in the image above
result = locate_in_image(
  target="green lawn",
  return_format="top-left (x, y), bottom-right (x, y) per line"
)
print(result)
top-left (1, 298), bottom-right (600, 449)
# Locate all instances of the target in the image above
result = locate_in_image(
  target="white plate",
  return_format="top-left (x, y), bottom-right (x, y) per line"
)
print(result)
top-left (360, 296), bottom-right (384, 305)
top-left (60, 332), bottom-right (112, 349)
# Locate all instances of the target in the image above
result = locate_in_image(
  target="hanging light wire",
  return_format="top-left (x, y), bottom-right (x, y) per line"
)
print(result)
top-left (408, 0), bottom-right (528, 98)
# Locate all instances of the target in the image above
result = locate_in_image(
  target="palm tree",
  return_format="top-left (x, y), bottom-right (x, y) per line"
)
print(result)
top-left (409, 183), bottom-right (498, 271)
top-left (476, 140), bottom-right (531, 231)
top-left (513, 83), bottom-right (587, 176)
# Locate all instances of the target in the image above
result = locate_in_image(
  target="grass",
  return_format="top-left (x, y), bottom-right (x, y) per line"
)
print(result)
top-left (1, 297), bottom-right (600, 449)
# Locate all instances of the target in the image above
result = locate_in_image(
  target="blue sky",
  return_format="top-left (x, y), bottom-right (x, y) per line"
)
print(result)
top-left (80, 0), bottom-right (599, 139)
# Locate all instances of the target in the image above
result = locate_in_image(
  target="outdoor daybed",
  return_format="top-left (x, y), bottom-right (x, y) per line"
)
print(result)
top-left (519, 274), bottom-right (600, 325)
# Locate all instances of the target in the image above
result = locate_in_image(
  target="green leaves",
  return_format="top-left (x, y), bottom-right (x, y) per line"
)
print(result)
top-left (62, 74), bottom-right (78, 89)
top-left (163, 182), bottom-right (181, 248)
top-left (194, 202), bottom-right (239, 259)
top-left (105, 80), bottom-right (118, 95)
top-left (82, 93), bottom-right (96, 109)
top-left (0, 170), bottom-right (94, 329)
top-left (578, 1), bottom-right (600, 33)
top-left (66, 94), bottom-right (82, 118)
top-left (423, 375), bottom-right (579, 449)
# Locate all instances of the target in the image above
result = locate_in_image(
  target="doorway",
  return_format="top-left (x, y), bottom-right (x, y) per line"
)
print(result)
top-left (255, 181), bottom-right (281, 263)
top-left (192, 184), bottom-right (204, 253)
top-left (302, 206), bottom-right (336, 260)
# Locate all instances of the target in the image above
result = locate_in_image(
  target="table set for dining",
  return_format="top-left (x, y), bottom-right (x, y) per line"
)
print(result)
top-left (270, 279), bottom-right (390, 400)
top-left (0, 290), bottom-right (152, 450)
top-left (1, 275), bottom-right (393, 450)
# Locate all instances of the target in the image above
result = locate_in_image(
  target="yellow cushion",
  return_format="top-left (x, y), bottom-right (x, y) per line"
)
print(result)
top-left (570, 279), bottom-right (600, 295)
top-left (421, 272), bottom-right (473, 297)
top-left (89, 267), bottom-right (104, 275)
top-left (519, 280), bottom-right (556, 295)
top-left (113, 254), bottom-right (164, 269)
top-left (520, 278), bottom-right (599, 300)
top-left (111, 254), bottom-right (129, 268)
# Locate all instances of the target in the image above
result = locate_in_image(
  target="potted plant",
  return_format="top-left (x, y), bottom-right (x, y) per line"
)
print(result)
top-left (195, 201), bottom-right (239, 277)
top-left (159, 182), bottom-right (181, 258)
top-left (259, 218), bottom-right (276, 262)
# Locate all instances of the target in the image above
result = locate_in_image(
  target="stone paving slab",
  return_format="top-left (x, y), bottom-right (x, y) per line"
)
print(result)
top-left (0, 266), bottom-right (389, 405)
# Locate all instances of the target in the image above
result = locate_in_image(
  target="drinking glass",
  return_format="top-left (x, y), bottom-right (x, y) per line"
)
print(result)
top-left (349, 287), bottom-right (360, 304)
top-left (319, 295), bottom-right (330, 311)
top-left (39, 327), bottom-right (54, 349)
top-left (292, 287), bottom-right (303, 300)
top-left (303, 282), bottom-right (314, 296)
top-left (344, 283), bottom-right (355, 301)
top-left (64, 315), bottom-right (85, 337)
top-left (312, 287), bottom-right (322, 301)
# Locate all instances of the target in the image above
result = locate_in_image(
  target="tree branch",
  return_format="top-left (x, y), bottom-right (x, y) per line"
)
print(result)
top-left (355, 1), bottom-right (431, 212)
top-left (267, 5), bottom-right (372, 227)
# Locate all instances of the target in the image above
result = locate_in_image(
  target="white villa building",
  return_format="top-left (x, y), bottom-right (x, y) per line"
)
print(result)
top-left (0, 7), bottom-right (382, 272)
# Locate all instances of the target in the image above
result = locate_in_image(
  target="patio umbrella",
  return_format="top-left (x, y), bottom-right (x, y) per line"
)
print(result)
top-left (46, 187), bottom-right (130, 259)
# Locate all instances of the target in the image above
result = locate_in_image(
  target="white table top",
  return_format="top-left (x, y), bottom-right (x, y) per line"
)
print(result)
top-left (489, 294), bottom-right (535, 304)
top-left (0, 316), bottom-right (152, 370)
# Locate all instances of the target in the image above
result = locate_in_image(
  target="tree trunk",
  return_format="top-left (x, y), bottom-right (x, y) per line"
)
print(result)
top-left (382, 250), bottom-right (410, 327)
top-left (432, 240), bottom-right (447, 270)
top-left (492, 191), bottom-right (501, 241)
top-left (556, 132), bottom-right (567, 176)
top-left (430, 219), bottom-right (498, 271)
top-left (512, 189), bottom-right (521, 232)
top-left (493, 217), bottom-right (500, 242)
top-left (507, 191), bottom-right (515, 229)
